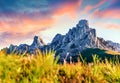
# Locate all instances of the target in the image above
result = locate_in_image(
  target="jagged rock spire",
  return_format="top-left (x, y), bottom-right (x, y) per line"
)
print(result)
top-left (78, 19), bottom-right (89, 27)
top-left (31, 36), bottom-right (45, 47)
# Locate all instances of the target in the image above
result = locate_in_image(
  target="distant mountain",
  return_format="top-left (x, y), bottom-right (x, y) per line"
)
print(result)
top-left (7, 36), bottom-right (45, 54)
top-left (7, 19), bottom-right (119, 62)
top-left (107, 40), bottom-right (120, 52)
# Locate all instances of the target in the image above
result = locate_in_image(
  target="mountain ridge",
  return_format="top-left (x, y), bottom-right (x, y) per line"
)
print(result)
top-left (7, 19), bottom-right (120, 62)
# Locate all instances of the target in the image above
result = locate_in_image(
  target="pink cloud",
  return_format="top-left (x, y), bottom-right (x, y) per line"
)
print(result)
top-left (0, 17), bottom-right (55, 46)
top-left (0, 18), bottom-right (55, 34)
top-left (106, 23), bottom-right (120, 29)
top-left (95, 22), bottom-right (120, 29)
top-left (0, 0), bottom-right (82, 36)
top-left (91, 9), bottom-right (120, 19)
top-left (53, 0), bottom-right (82, 18)
top-left (82, 0), bottom-right (107, 14)
top-left (0, 0), bottom-right (82, 46)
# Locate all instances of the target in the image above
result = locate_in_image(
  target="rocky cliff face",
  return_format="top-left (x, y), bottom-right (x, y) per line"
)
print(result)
top-left (49, 20), bottom-right (117, 62)
top-left (7, 19), bottom-right (118, 62)
top-left (7, 36), bottom-right (45, 54)
top-left (107, 40), bottom-right (120, 52)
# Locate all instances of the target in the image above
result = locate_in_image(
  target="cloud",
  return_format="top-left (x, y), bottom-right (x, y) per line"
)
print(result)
top-left (0, 0), bottom-right (49, 14)
top-left (89, 0), bottom-right (120, 19)
top-left (0, 0), bottom-right (82, 46)
top-left (91, 9), bottom-right (120, 19)
top-left (83, 0), bottom-right (107, 13)
top-left (0, 17), bottom-right (55, 35)
top-left (0, 16), bottom-right (55, 46)
top-left (95, 22), bottom-right (120, 30)
top-left (52, 0), bottom-right (82, 18)
top-left (108, 0), bottom-right (120, 9)
top-left (105, 23), bottom-right (120, 29)
top-left (0, 0), bottom-right (82, 18)
top-left (0, 0), bottom-right (82, 32)
top-left (0, 0), bottom-right (120, 48)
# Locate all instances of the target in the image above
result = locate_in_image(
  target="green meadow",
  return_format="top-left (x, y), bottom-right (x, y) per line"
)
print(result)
top-left (0, 49), bottom-right (120, 83)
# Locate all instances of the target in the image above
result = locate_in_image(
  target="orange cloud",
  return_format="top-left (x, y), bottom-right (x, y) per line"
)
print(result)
top-left (0, 0), bottom-right (83, 47)
top-left (0, 0), bottom-right (82, 38)
top-left (91, 9), bottom-right (120, 19)
top-left (53, 0), bottom-right (82, 18)
top-left (0, 17), bottom-right (55, 34)
top-left (0, 16), bottom-right (56, 46)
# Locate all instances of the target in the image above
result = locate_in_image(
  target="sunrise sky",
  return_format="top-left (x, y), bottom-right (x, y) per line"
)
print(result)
top-left (0, 0), bottom-right (120, 49)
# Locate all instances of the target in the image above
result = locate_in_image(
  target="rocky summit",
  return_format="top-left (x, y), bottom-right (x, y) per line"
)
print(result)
top-left (7, 19), bottom-right (119, 62)
top-left (7, 36), bottom-right (45, 54)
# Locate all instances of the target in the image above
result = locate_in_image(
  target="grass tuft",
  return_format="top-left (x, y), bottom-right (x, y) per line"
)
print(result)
top-left (0, 50), bottom-right (120, 83)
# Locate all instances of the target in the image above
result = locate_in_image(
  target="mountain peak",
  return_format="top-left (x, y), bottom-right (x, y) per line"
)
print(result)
top-left (31, 36), bottom-right (45, 47)
top-left (7, 19), bottom-right (119, 62)
top-left (77, 19), bottom-right (89, 27)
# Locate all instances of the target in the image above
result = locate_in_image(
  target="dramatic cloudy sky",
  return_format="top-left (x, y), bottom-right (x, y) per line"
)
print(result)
top-left (0, 0), bottom-right (120, 49)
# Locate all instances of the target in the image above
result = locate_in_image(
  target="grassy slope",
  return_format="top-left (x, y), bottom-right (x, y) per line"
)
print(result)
top-left (81, 48), bottom-right (120, 62)
top-left (0, 49), bottom-right (120, 82)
